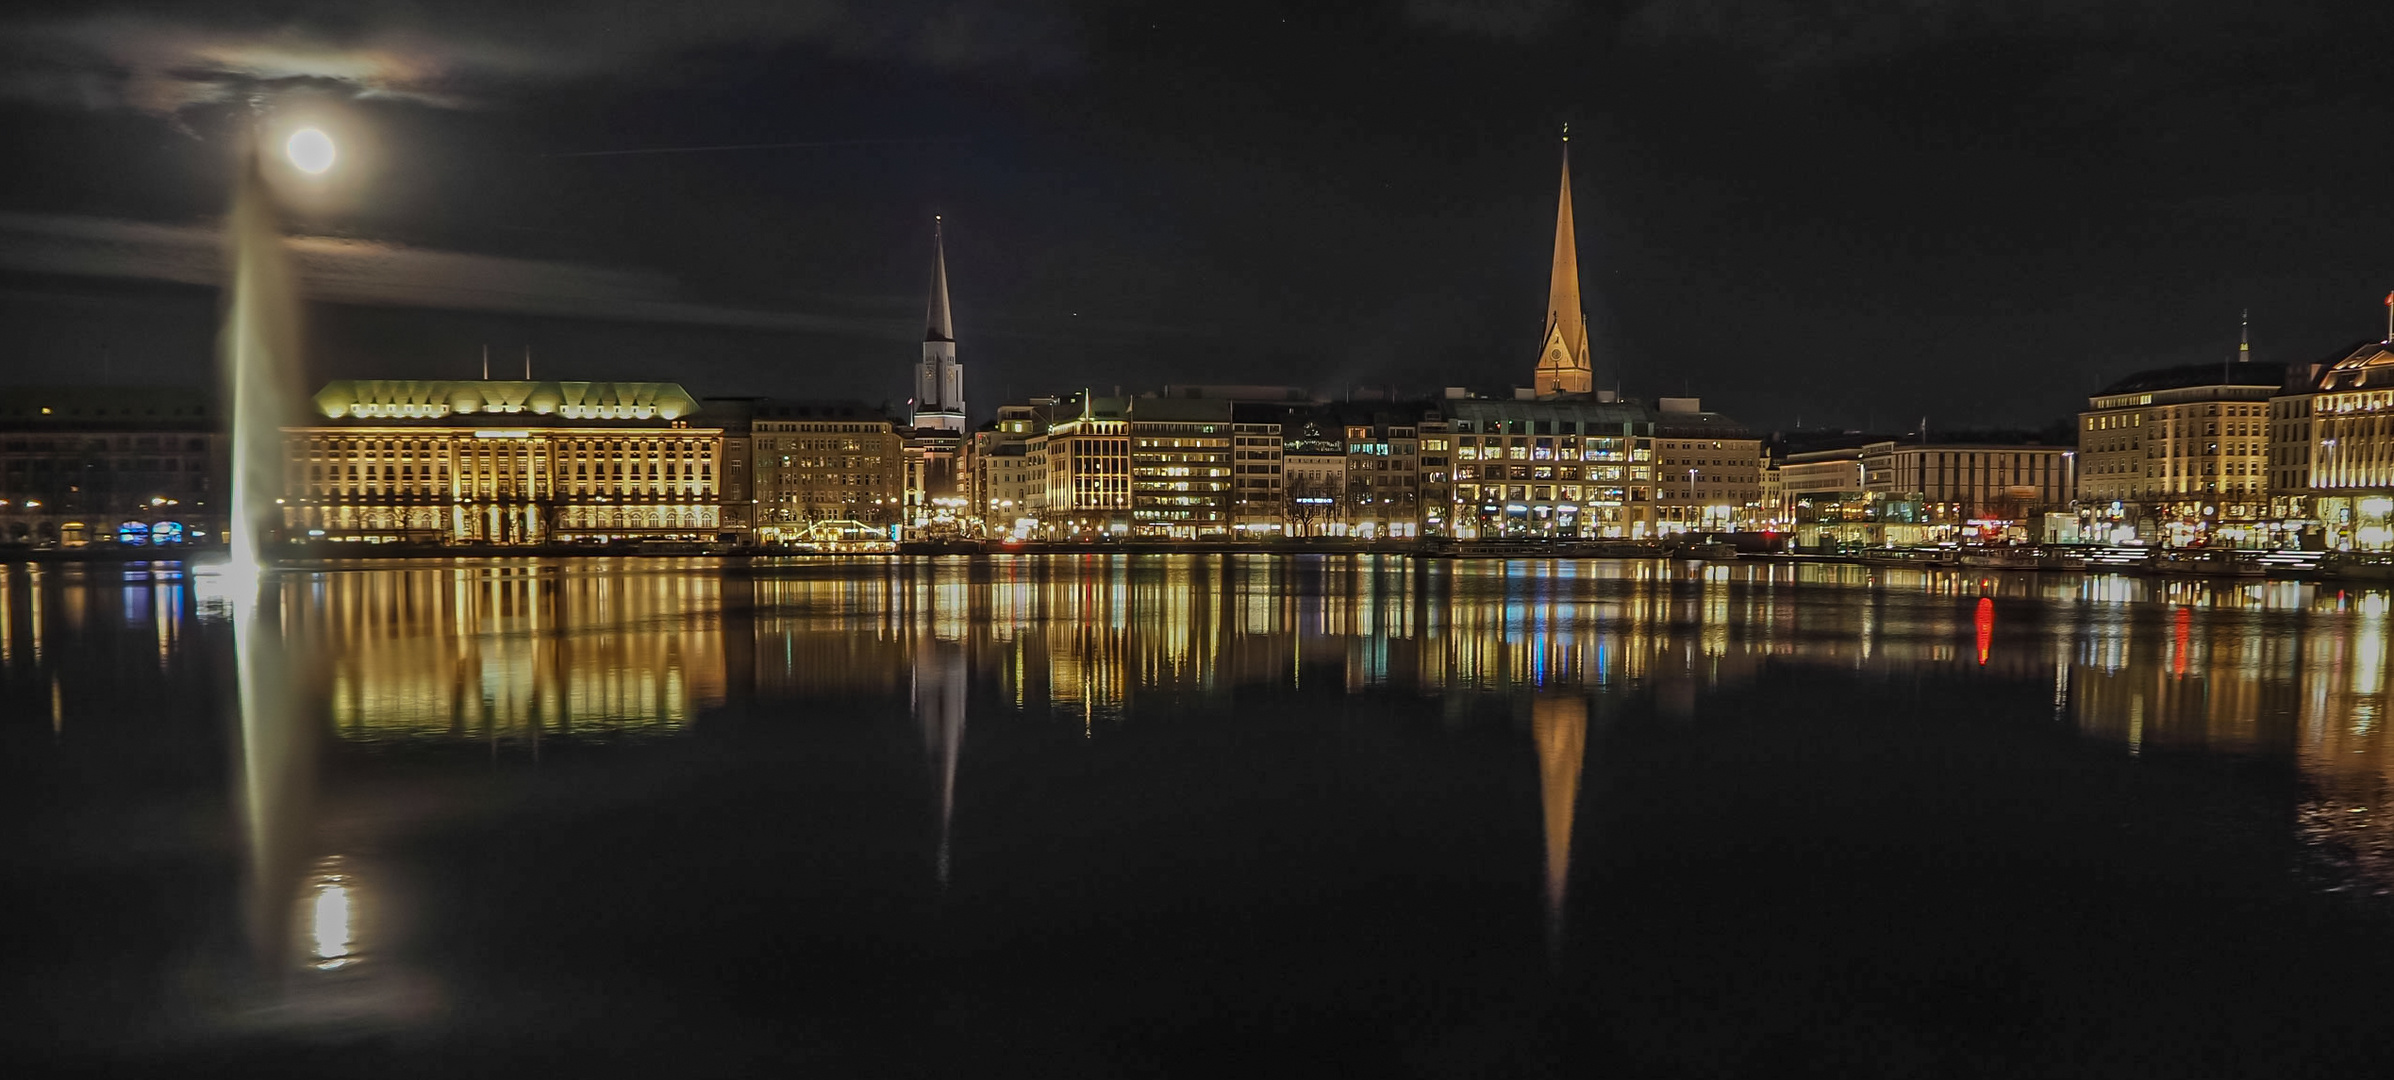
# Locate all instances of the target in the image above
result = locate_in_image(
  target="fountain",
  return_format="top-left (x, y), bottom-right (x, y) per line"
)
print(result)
top-left (219, 134), bottom-right (306, 572)
top-left (207, 124), bottom-right (325, 987)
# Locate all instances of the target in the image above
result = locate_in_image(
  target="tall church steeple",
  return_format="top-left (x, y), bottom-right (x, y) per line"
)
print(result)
top-left (912, 215), bottom-right (966, 433)
top-left (1533, 128), bottom-right (1594, 397)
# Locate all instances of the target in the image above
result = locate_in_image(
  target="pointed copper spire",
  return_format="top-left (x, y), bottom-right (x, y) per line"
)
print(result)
top-left (926, 215), bottom-right (954, 344)
top-left (1533, 129), bottom-right (1593, 396)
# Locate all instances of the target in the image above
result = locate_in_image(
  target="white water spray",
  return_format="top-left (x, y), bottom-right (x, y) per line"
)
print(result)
top-left (219, 146), bottom-right (304, 572)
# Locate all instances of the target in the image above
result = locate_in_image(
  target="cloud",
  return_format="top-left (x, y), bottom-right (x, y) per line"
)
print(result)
top-left (1621, 0), bottom-right (2227, 71)
top-left (0, 212), bottom-right (901, 337)
top-left (0, 1), bottom-right (1081, 115)
top-left (1403, 0), bottom-right (1572, 40)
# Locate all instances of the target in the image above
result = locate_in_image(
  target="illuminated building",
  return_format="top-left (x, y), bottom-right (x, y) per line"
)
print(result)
top-left (968, 402), bottom-right (1050, 538)
top-left (1779, 445), bottom-right (1929, 550)
top-left (1127, 396), bottom-right (1233, 537)
top-left (705, 397), bottom-right (758, 538)
top-left (1417, 419), bottom-right (1454, 536)
top-left (2275, 340), bottom-right (2394, 550)
top-left (1443, 397), bottom-right (1657, 538)
top-left (1650, 398), bottom-right (1761, 535)
top-left (0, 386), bottom-right (227, 548)
top-left (1041, 394), bottom-right (1132, 536)
top-left (287, 380), bottom-right (724, 544)
top-left (1230, 416), bottom-right (1286, 534)
top-left (1864, 439), bottom-right (2075, 542)
top-left (1281, 415), bottom-right (1346, 537)
top-left (1340, 413), bottom-right (1424, 538)
top-left (1531, 131), bottom-right (1595, 397)
top-left (2079, 359), bottom-right (2282, 546)
top-left (751, 400), bottom-right (903, 542)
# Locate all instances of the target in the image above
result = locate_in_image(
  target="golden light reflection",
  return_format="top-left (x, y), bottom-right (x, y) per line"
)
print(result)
top-left (12, 555), bottom-right (2394, 904)
top-left (1532, 694), bottom-right (1587, 956)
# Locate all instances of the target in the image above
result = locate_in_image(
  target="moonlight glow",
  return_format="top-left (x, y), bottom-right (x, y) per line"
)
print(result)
top-left (286, 128), bottom-right (335, 174)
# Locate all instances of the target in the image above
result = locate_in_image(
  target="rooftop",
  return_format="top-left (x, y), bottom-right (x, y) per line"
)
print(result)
top-left (314, 380), bottom-right (703, 425)
top-left (2094, 361), bottom-right (2287, 397)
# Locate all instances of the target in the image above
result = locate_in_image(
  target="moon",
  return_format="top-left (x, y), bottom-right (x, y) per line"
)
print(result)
top-left (286, 128), bottom-right (335, 175)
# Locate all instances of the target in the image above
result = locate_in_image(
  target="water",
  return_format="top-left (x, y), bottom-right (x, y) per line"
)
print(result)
top-left (4, 555), bottom-right (2394, 1076)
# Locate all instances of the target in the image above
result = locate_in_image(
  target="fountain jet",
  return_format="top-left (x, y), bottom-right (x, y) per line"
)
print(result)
top-left (219, 139), bottom-right (305, 571)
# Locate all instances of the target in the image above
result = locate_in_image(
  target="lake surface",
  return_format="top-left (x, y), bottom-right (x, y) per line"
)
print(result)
top-left (4, 555), bottom-right (2393, 1076)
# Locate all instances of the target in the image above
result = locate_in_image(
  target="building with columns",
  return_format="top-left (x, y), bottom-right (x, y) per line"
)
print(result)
top-left (2273, 340), bottom-right (2394, 550)
top-left (285, 380), bottom-right (725, 545)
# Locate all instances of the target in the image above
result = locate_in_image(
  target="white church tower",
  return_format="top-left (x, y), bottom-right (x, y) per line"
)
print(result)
top-left (911, 216), bottom-right (967, 434)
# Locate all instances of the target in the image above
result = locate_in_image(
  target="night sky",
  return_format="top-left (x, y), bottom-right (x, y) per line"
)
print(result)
top-left (1, 0), bottom-right (2389, 430)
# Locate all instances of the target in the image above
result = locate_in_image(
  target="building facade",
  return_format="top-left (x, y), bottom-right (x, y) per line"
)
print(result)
top-left (1041, 396), bottom-right (1131, 537)
top-left (1342, 413), bottom-right (1424, 538)
top-left (1127, 397), bottom-right (1233, 537)
top-left (1650, 398), bottom-right (1761, 535)
top-left (2276, 341), bottom-right (2394, 550)
top-left (1443, 398), bottom-right (1657, 539)
top-left (287, 380), bottom-right (724, 545)
top-left (752, 401), bottom-right (903, 542)
top-left (2079, 362), bottom-right (2282, 546)
top-left (0, 387), bottom-right (228, 548)
top-left (1867, 440), bottom-right (2075, 541)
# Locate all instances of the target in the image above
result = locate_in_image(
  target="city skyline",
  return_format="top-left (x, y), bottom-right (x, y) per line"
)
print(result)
top-left (3, 2), bottom-right (2392, 430)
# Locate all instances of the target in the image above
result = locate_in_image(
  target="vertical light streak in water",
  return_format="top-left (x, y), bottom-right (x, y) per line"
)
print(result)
top-left (1531, 694), bottom-right (1587, 961)
top-left (915, 636), bottom-right (968, 887)
top-left (28, 566), bottom-right (43, 665)
top-left (228, 575), bottom-right (318, 976)
top-left (1975, 597), bottom-right (1995, 667)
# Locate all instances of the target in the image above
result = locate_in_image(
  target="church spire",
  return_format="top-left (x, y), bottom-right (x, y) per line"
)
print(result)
top-left (1533, 128), bottom-right (1594, 396)
top-left (926, 214), bottom-right (954, 344)
top-left (911, 214), bottom-right (966, 433)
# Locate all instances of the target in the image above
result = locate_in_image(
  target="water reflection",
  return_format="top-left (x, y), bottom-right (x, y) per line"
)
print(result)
top-left (916, 634), bottom-right (967, 887)
top-left (1531, 693), bottom-right (1586, 957)
top-left (9, 555), bottom-right (2394, 918)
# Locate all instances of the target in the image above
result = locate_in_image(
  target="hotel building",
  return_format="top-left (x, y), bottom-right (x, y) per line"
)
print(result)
top-left (2274, 341), bottom-right (2394, 550)
top-left (287, 380), bottom-right (725, 545)
top-left (2079, 361), bottom-right (2283, 545)
top-left (752, 400), bottom-right (903, 542)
